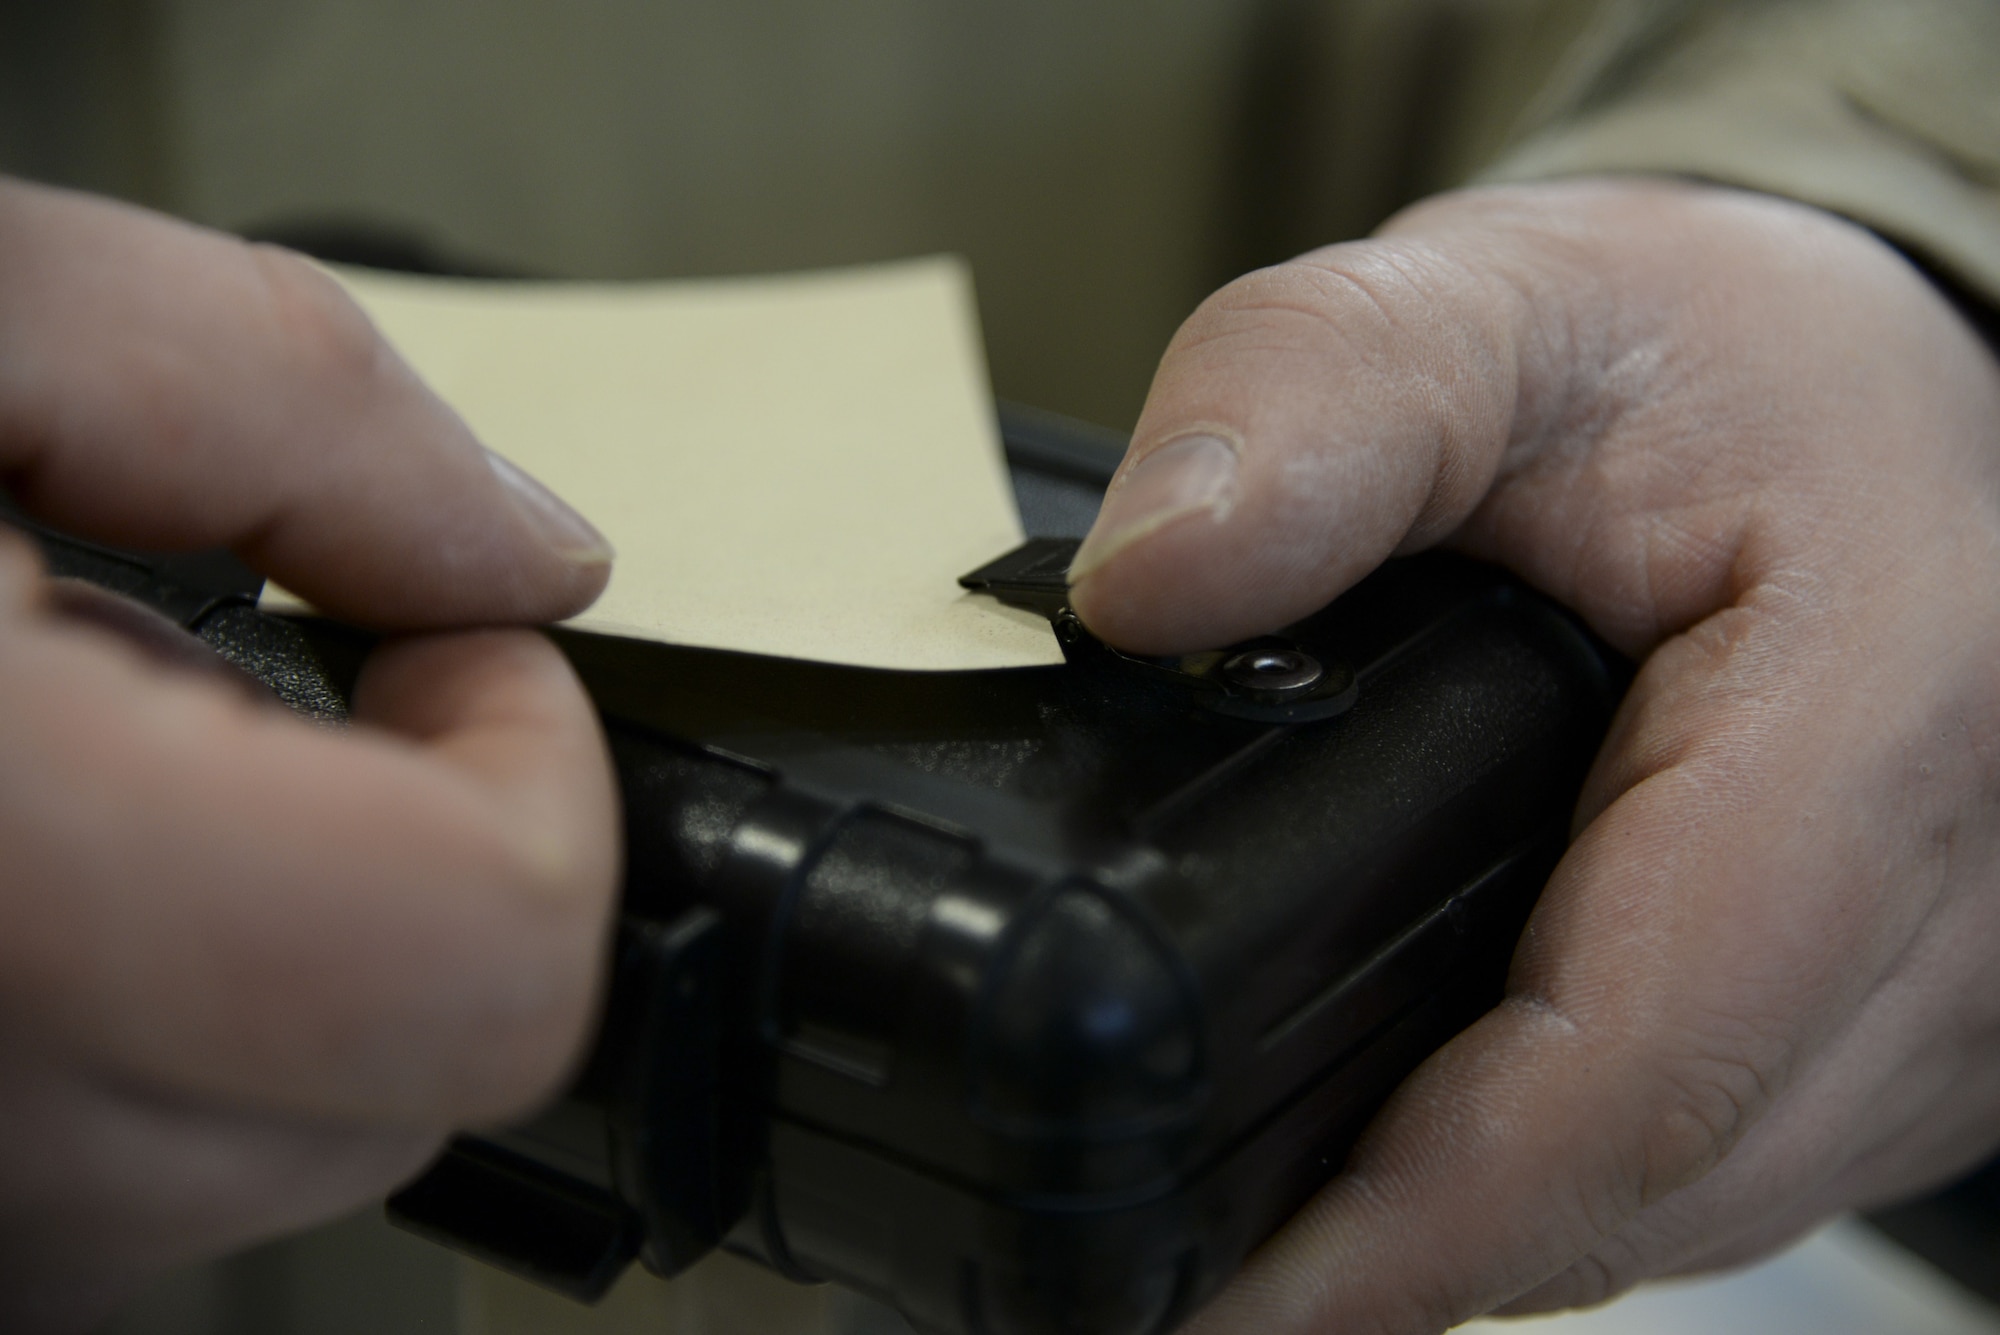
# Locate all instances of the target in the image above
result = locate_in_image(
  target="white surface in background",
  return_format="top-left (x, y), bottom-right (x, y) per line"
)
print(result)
top-left (1457, 1218), bottom-right (2000, 1334)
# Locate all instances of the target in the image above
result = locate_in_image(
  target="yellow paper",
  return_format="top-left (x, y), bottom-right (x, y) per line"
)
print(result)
top-left (267, 258), bottom-right (1061, 671)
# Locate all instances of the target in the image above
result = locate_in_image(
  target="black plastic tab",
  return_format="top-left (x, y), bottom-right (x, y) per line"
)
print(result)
top-left (3, 503), bottom-right (262, 628)
top-left (958, 537), bottom-right (1079, 619)
top-left (599, 906), bottom-right (737, 1278)
top-left (387, 1137), bottom-right (642, 1302)
top-left (961, 539), bottom-right (1359, 724)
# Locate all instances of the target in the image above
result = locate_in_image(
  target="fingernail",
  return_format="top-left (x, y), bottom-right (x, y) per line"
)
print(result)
top-left (1069, 432), bottom-right (1238, 584)
top-left (486, 450), bottom-right (616, 566)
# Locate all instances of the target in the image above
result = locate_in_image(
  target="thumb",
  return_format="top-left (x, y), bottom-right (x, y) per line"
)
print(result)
top-left (1067, 192), bottom-right (1554, 655)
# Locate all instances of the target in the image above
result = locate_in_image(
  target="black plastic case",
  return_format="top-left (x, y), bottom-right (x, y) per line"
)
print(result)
top-left (20, 410), bottom-right (1620, 1335)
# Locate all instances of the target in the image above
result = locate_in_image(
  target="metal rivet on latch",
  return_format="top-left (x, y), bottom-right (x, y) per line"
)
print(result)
top-left (1221, 648), bottom-right (1325, 699)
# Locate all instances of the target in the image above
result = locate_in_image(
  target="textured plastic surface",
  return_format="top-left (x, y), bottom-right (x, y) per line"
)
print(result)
top-left (17, 431), bottom-right (1619, 1335)
top-left (532, 548), bottom-right (1616, 1335)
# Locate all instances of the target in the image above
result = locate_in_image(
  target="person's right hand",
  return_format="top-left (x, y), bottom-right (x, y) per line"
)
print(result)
top-left (0, 178), bottom-right (621, 1333)
top-left (1070, 177), bottom-right (2000, 1331)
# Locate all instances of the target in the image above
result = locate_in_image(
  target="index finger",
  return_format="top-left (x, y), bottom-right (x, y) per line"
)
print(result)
top-left (0, 177), bottom-right (610, 629)
top-left (0, 583), bottom-right (622, 1124)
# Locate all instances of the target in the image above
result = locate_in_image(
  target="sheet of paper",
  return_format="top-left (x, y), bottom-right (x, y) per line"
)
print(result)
top-left (267, 257), bottom-right (1060, 671)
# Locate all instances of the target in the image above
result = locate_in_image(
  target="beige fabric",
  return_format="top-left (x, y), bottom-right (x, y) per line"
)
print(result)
top-left (1, 0), bottom-right (1606, 428)
top-left (1483, 0), bottom-right (2000, 302)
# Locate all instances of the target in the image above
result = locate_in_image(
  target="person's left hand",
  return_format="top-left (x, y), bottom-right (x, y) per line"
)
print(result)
top-left (0, 178), bottom-right (621, 1332)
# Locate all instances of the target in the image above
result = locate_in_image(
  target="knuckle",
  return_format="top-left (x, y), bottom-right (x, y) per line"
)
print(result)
top-left (1161, 242), bottom-right (1518, 547)
top-left (244, 242), bottom-right (391, 389)
top-left (1637, 1046), bottom-right (1779, 1204)
top-left (1503, 1248), bottom-right (1632, 1318)
top-left (0, 523), bottom-right (41, 582)
top-left (1547, 1251), bottom-right (1622, 1311)
top-left (1565, 1229), bottom-right (1659, 1309)
top-left (442, 958), bottom-right (599, 1122)
top-left (439, 849), bottom-right (610, 1120)
top-left (1175, 250), bottom-right (1417, 372)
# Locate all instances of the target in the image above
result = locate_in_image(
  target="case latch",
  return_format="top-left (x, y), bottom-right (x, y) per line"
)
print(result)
top-left (961, 538), bottom-right (1358, 723)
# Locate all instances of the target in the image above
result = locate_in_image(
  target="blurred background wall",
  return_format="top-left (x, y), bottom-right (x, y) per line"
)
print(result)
top-left (0, 0), bottom-right (1605, 430)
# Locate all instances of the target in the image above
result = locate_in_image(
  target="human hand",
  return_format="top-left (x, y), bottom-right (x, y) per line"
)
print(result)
top-left (1070, 178), bottom-right (2000, 1331)
top-left (0, 179), bottom-right (620, 1332)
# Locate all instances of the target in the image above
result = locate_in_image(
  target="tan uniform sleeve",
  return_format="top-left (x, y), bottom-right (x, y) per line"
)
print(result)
top-left (1477, 0), bottom-right (2000, 306)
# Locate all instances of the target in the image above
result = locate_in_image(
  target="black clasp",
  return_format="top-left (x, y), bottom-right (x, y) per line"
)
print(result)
top-left (961, 539), bottom-right (1357, 724)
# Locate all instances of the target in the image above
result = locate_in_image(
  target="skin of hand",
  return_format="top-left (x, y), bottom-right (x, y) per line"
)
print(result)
top-left (0, 178), bottom-right (621, 1332)
top-left (1069, 177), bottom-right (2000, 1331)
